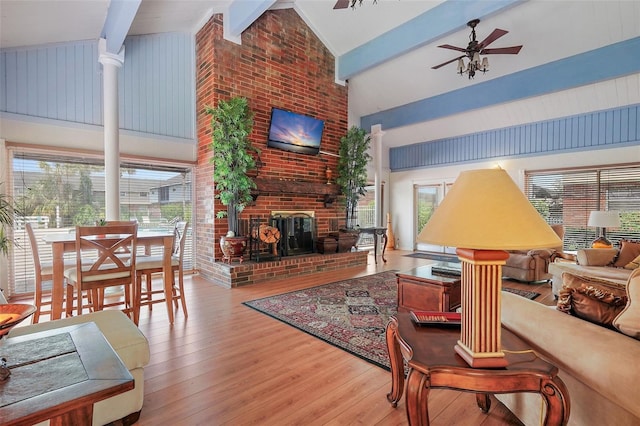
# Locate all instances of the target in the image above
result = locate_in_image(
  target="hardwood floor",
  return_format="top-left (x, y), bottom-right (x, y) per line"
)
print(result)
top-left (15, 249), bottom-right (555, 425)
top-left (129, 249), bottom-right (555, 426)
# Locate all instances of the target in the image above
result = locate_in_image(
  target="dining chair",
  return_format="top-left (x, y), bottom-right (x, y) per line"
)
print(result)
top-left (25, 223), bottom-right (92, 323)
top-left (25, 222), bottom-right (59, 323)
top-left (64, 223), bottom-right (139, 323)
top-left (134, 221), bottom-right (189, 324)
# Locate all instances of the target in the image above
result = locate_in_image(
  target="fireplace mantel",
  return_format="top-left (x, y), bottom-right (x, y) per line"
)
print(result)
top-left (253, 178), bottom-right (340, 206)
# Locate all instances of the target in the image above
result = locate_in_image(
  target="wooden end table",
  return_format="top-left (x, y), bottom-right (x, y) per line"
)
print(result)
top-left (396, 263), bottom-right (461, 312)
top-left (0, 322), bottom-right (134, 426)
top-left (386, 313), bottom-right (570, 425)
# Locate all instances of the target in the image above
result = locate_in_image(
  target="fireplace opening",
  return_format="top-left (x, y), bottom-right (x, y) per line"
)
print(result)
top-left (249, 211), bottom-right (317, 262)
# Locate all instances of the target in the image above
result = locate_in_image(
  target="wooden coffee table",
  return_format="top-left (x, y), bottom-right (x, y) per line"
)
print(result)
top-left (396, 263), bottom-right (462, 312)
top-left (386, 313), bottom-right (570, 425)
top-left (0, 322), bottom-right (134, 426)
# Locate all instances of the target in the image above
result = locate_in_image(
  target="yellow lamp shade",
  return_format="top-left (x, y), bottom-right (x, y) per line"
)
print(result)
top-left (417, 168), bottom-right (561, 250)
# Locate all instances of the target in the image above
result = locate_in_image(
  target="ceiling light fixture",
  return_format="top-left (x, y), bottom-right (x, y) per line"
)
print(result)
top-left (333, 0), bottom-right (377, 10)
top-left (432, 19), bottom-right (523, 80)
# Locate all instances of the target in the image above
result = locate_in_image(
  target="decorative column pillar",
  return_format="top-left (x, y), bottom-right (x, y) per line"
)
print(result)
top-left (371, 124), bottom-right (385, 227)
top-left (99, 39), bottom-right (125, 221)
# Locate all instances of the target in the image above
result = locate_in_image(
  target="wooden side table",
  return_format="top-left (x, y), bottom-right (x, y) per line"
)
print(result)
top-left (386, 314), bottom-right (570, 425)
top-left (396, 264), bottom-right (461, 312)
top-left (357, 227), bottom-right (388, 264)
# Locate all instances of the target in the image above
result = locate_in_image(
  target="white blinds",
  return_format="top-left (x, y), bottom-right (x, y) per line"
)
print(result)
top-left (525, 165), bottom-right (640, 250)
top-left (8, 149), bottom-right (193, 297)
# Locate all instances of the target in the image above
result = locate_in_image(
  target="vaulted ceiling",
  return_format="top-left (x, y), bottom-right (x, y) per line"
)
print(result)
top-left (2, 0), bottom-right (639, 151)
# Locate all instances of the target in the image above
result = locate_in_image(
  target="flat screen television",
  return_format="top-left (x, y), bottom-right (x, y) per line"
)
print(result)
top-left (267, 107), bottom-right (324, 155)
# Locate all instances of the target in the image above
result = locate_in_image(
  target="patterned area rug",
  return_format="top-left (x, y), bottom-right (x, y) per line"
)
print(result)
top-left (503, 287), bottom-right (540, 300)
top-left (243, 271), bottom-right (398, 370)
top-left (243, 271), bottom-right (539, 371)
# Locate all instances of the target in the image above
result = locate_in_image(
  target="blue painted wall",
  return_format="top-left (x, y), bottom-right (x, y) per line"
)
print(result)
top-left (0, 32), bottom-right (195, 140)
top-left (390, 104), bottom-right (640, 171)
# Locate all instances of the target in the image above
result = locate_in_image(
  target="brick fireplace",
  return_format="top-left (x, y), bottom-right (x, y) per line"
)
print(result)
top-left (194, 9), bottom-right (353, 284)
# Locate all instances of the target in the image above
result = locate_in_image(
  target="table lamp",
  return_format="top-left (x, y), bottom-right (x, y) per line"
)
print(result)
top-left (417, 168), bottom-right (561, 368)
top-left (587, 210), bottom-right (620, 248)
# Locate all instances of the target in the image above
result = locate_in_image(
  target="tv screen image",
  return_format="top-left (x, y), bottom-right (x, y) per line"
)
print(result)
top-left (267, 108), bottom-right (324, 155)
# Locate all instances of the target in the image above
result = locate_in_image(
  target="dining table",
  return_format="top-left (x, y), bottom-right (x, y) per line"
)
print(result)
top-left (43, 230), bottom-right (178, 324)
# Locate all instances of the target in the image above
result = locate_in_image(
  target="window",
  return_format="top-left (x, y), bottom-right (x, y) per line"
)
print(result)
top-left (159, 186), bottom-right (170, 202)
top-left (8, 149), bottom-right (194, 297)
top-left (525, 165), bottom-right (640, 250)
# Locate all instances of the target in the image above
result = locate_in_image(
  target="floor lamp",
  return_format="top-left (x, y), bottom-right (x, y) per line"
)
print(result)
top-left (417, 168), bottom-right (561, 368)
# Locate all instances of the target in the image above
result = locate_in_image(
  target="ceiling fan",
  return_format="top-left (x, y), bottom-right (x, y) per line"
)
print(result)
top-left (432, 19), bottom-right (523, 79)
top-left (333, 0), bottom-right (376, 10)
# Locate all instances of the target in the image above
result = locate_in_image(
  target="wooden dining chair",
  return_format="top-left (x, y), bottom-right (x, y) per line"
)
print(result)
top-left (64, 223), bottom-right (139, 323)
top-left (134, 221), bottom-right (189, 324)
top-left (25, 222), bottom-right (60, 323)
top-left (25, 223), bottom-right (93, 323)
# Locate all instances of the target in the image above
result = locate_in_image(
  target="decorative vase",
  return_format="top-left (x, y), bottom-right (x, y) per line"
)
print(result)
top-left (220, 236), bottom-right (248, 263)
top-left (386, 213), bottom-right (395, 250)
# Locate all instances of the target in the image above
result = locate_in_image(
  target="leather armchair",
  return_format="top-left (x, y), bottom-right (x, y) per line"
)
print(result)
top-left (502, 224), bottom-right (564, 282)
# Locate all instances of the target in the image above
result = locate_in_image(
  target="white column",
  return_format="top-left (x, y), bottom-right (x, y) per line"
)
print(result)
top-left (371, 124), bottom-right (385, 227)
top-left (99, 39), bottom-right (125, 221)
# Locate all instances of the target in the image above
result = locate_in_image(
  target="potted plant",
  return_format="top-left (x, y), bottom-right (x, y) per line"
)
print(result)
top-left (205, 96), bottom-right (259, 261)
top-left (337, 126), bottom-right (372, 230)
top-left (0, 185), bottom-right (19, 256)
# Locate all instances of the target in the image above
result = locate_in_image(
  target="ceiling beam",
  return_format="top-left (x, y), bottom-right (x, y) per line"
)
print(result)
top-left (101, 0), bottom-right (142, 54)
top-left (361, 36), bottom-right (640, 131)
top-left (224, 0), bottom-right (278, 44)
top-left (337, 0), bottom-right (525, 81)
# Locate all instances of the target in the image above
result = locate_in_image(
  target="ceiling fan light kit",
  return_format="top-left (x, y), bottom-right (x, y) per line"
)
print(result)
top-left (433, 18), bottom-right (522, 80)
top-left (333, 0), bottom-right (377, 10)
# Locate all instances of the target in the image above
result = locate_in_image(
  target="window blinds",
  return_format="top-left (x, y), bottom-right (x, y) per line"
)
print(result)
top-left (525, 165), bottom-right (640, 250)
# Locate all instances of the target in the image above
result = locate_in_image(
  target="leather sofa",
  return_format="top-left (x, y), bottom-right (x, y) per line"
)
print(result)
top-left (502, 224), bottom-right (565, 282)
top-left (497, 274), bottom-right (640, 425)
top-left (7, 310), bottom-right (150, 425)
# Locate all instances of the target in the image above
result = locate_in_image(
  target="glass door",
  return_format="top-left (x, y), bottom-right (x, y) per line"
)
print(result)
top-left (414, 183), bottom-right (454, 253)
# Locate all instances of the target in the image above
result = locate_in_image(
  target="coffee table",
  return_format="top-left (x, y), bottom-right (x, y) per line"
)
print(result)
top-left (386, 313), bottom-right (570, 425)
top-left (0, 322), bottom-right (134, 426)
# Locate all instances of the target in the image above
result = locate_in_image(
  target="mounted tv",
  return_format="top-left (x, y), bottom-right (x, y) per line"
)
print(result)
top-left (267, 107), bottom-right (324, 155)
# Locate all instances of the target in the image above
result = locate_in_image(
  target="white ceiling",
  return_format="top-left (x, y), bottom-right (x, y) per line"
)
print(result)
top-left (1, 0), bottom-right (639, 150)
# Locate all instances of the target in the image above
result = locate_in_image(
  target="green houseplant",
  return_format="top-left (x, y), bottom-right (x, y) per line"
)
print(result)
top-left (337, 126), bottom-right (372, 230)
top-left (0, 186), bottom-right (19, 256)
top-left (205, 97), bottom-right (258, 260)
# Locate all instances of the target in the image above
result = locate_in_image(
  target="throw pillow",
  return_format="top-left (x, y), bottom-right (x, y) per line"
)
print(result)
top-left (557, 272), bottom-right (628, 327)
top-left (624, 253), bottom-right (640, 270)
top-left (561, 272), bottom-right (626, 297)
top-left (557, 286), bottom-right (628, 328)
top-left (613, 268), bottom-right (640, 339)
top-left (613, 239), bottom-right (640, 268)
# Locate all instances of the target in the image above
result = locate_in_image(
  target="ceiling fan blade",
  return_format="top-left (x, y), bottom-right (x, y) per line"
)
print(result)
top-left (437, 44), bottom-right (467, 53)
top-left (432, 55), bottom-right (465, 70)
top-left (333, 0), bottom-right (350, 9)
top-left (481, 45), bottom-right (523, 55)
top-left (478, 28), bottom-right (508, 49)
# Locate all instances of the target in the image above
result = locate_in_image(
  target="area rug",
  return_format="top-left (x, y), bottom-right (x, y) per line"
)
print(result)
top-left (503, 287), bottom-right (540, 300)
top-left (243, 271), bottom-right (398, 370)
top-left (243, 271), bottom-right (539, 371)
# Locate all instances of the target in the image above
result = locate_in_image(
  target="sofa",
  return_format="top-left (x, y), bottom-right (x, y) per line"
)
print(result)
top-left (496, 268), bottom-right (640, 426)
top-left (503, 224), bottom-right (565, 283)
top-left (6, 310), bottom-right (150, 426)
top-left (548, 244), bottom-right (640, 297)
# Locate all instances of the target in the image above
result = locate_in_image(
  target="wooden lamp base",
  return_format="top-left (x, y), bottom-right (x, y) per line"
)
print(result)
top-left (455, 248), bottom-right (510, 368)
